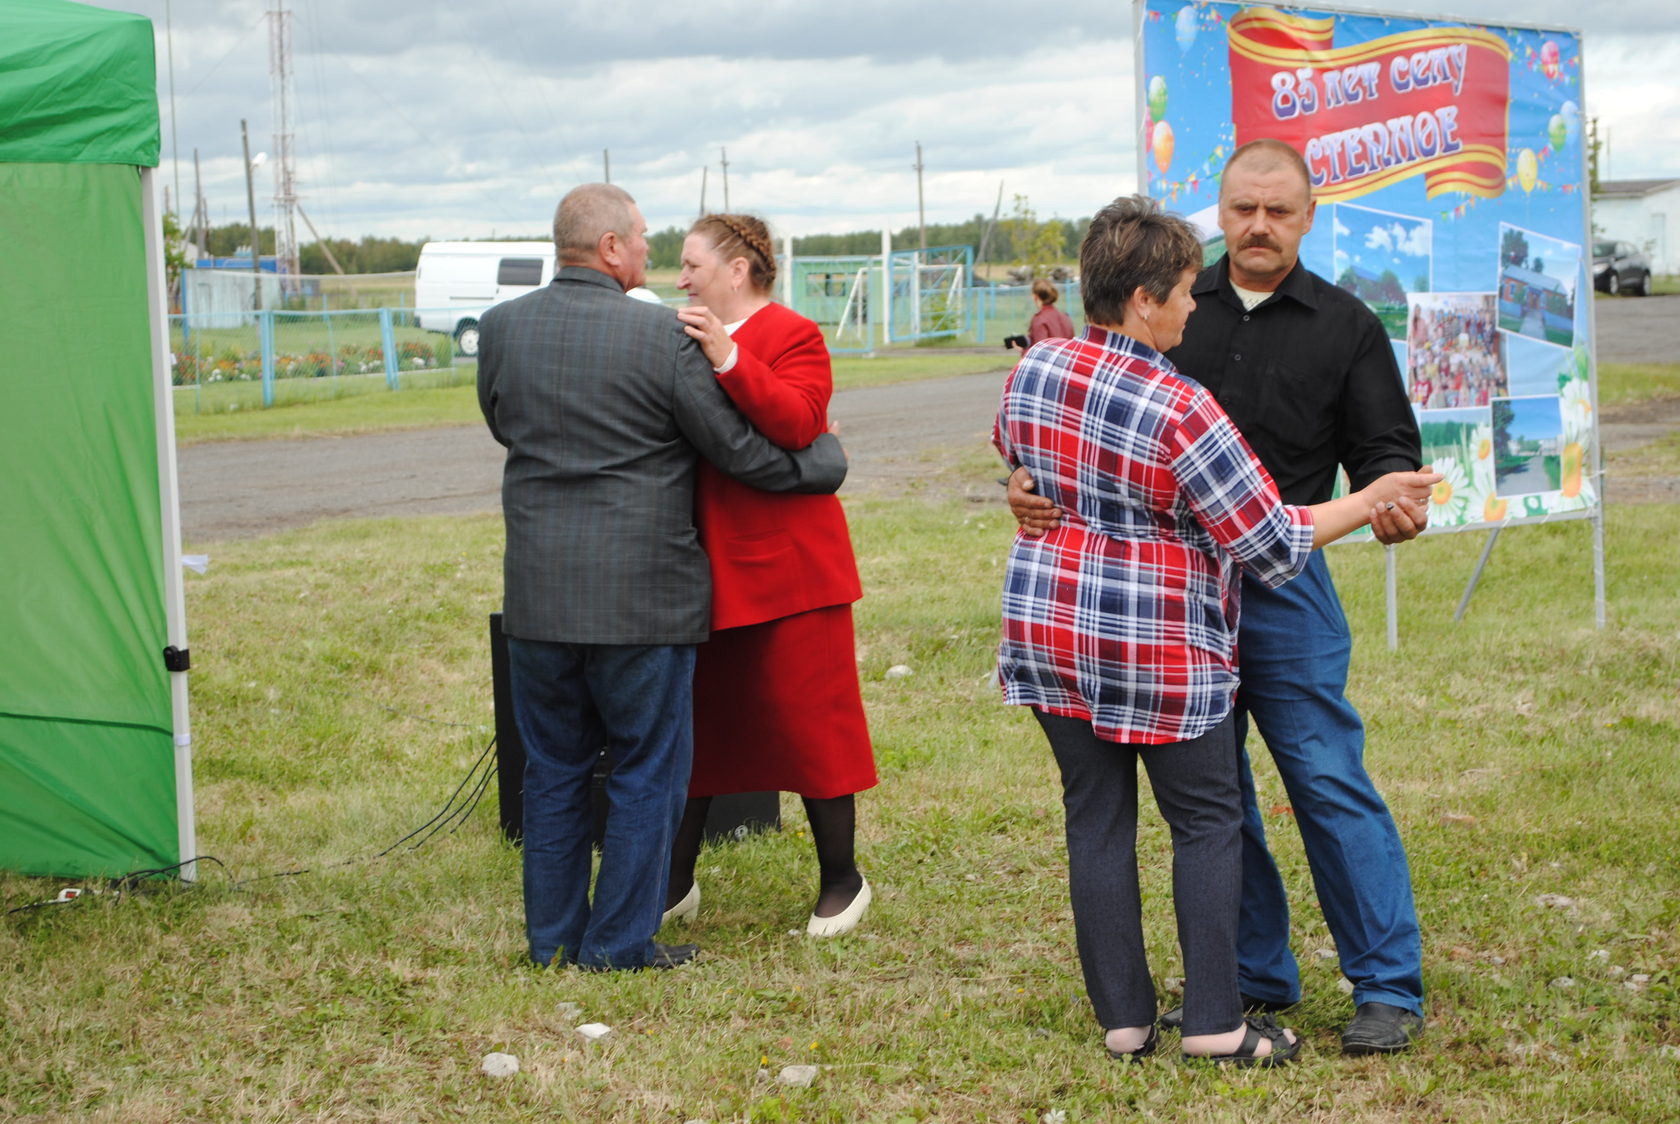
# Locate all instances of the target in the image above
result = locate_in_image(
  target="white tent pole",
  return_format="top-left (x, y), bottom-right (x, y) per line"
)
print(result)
top-left (141, 167), bottom-right (197, 881)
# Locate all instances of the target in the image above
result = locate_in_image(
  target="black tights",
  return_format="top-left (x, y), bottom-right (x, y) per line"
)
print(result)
top-left (666, 794), bottom-right (863, 918)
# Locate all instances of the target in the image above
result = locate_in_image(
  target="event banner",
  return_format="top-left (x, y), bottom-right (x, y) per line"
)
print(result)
top-left (1137, 2), bottom-right (1597, 530)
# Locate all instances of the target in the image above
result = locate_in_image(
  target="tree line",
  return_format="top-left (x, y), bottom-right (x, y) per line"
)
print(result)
top-left (190, 199), bottom-right (1090, 277)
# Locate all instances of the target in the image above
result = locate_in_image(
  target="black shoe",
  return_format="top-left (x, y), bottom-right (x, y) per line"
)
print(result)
top-left (579, 941), bottom-right (699, 973)
top-left (1106, 1025), bottom-right (1159, 1062)
top-left (649, 941), bottom-right (699, 969)
top-left (1158, 994), bottom-right (1295, 1030)
top-left (1182, 1014), bottom-right (1302, 1067)
top-left (1340, 1001), bottom-right (1424, 1055)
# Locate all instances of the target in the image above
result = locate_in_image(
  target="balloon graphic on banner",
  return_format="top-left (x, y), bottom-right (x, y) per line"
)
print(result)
top-left (1148, 76), bottom-right (1169, 122)
top-left (1154, 120), bottom-right (1175, 173)
top-left (1540, 40), bottom-right (1560, 79)
top-left (1175, 5), bottom-right (1198, 52)
top-left (1560, 100), bottom-right (1581, 146)
top-left (1143, 108), bottom-right (1155, 154)
top-left (1516, 148), bottom-right (1538, 193)
top-left (1548, 114), bottom-right (1568, 151)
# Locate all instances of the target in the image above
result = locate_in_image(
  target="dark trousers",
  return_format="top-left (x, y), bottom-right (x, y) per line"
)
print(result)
top-left (1037, 709), bottom-right (1244, 1037)
top-left (508, 637), bottom-right (695, 969)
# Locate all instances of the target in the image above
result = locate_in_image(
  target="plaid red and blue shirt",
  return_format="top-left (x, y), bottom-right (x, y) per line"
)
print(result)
top-left (994, 327), bottom-right (1316, 744)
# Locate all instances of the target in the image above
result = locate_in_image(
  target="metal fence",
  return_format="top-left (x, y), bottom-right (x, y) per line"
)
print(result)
top-left (168, 266), bottom-right (1086, 412)
top-left (169, 305), bottom-right (470, 414)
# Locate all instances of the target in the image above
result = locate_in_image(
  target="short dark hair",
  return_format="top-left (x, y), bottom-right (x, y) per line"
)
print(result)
top-left (1221, 139), bottom-right (1312, 201)
top-left (1030, 278), bottom-right (1059, 305)
top-left (554, 183), bottom-right (636, 264)
top-left (1079, 195), bottom-right (1202, 326)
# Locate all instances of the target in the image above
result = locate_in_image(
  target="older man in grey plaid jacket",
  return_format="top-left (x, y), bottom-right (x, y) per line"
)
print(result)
top-left (478, 183), bottom-right (847, 972)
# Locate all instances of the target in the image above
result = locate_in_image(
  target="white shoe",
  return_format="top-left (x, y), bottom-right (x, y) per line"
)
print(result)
top-left (661, 882), bottom-right (699, 927)
top-left (806, 877), bottom-right (871, 938)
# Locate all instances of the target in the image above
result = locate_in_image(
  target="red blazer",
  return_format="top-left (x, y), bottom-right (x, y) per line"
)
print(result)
top-left (695, 302), bottom-right (863, 631)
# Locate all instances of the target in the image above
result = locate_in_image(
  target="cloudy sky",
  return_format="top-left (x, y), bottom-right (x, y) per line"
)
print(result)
top-left (101, 0), bottom-right (1680, 243)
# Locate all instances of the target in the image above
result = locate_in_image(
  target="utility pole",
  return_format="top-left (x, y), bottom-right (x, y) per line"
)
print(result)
top-left (603, 149), bottom-right (610, 183)
top-left (721, 147), bottom-right (730, 211)
top-left (914, 142), bottom-right (927, 250)
top-left (241, 119), bottom-right (263, 310)
top-left (165, 0), bottom-right (180, 217)
top-left (294, 203), bottom-right (344, 275)
top-left (699, 166), bottom-right (708, 217)
top-left (976, 179), bottom-right (1005, 276)
top-left (192, 148), bottom-right (206, 260)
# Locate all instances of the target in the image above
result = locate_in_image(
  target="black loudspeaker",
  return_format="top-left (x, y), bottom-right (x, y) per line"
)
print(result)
top-left (488, 614), bottom-right (779, 846)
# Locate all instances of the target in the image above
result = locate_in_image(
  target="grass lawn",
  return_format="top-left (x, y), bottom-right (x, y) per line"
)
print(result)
top-left (3, 426), bottom-right (1677, 1119)
top-left (173, 351), bottom-right (1012, 446)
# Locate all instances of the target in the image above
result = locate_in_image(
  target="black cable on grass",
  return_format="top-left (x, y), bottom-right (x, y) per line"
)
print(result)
top-left (6, 733), bottom-right (502, 913)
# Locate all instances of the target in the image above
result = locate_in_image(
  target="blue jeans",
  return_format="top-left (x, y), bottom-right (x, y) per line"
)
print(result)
top-left (1233, 552), bottom-right (1424, 1015)
top-left (508, 637), bottom-right (695, 970)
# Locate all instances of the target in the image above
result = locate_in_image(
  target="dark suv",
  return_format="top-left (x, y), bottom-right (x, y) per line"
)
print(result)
top-left (1593, 240), bottom-right (1652, 296)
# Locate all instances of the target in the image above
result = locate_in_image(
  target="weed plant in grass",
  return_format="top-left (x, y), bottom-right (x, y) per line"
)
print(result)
top-left (3, 472), bottom-right (1677, 1119)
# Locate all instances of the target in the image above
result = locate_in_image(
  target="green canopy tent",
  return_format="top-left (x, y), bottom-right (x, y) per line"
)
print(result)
top-left (0, 0), bottom-right (195, 879)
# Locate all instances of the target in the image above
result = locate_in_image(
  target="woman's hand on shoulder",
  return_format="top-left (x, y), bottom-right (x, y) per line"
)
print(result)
top-left (676, 305), bottom-right (734, 370)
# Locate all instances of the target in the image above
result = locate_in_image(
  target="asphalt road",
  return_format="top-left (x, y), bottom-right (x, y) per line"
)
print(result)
top-left (176, 293), bottom-right (1680, 543)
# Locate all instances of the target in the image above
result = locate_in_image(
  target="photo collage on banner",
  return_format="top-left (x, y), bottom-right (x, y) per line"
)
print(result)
top-left (1137, 1), bottom-right (1598, 530)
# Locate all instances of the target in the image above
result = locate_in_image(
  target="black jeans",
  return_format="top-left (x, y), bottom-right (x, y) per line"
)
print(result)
top-left (1036, 709), bottom-right (1244, 1037)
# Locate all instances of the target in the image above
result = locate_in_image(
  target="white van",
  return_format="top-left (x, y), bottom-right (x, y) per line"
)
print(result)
top-left (414, 241), bottom-right (554, 357)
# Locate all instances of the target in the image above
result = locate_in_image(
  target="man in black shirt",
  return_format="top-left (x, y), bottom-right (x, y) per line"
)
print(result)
top-left (1010, 139), bottom-right (1429, 1054)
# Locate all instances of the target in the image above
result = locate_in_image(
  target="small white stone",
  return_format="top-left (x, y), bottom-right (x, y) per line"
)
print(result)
top-left (884, 664), bottom-right (913, 679)
top-left (1609, 965), bottom-right (1627, 978)
top-left (480, 1052), bottom-right (519, 1078)
top-left (1587, 949), bottom-right (1609, 962)
top-left (1043, 1111), bottom-right (1069, 1124)
top-left (557, 1002), bottom-right (583, 1020)
top-left (1550, 976), bottom-right (1576, 989)
top-left (577, 1023), bottom-right (613, 1041)
top-left (1535, 893), bottom-right (1575, 909)
top-left (1162, 976), bottom-right (1184, 995)
top-left (777, 1064), bottom-right (820, 1087)
top-left (1337, 977), bottom-right (1355, 995)
top-left (1313, 947), bottom-right (1337, 961)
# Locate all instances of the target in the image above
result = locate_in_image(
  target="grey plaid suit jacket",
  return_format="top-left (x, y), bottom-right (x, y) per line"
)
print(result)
top-left (478, 266), bottom-right (848, 646)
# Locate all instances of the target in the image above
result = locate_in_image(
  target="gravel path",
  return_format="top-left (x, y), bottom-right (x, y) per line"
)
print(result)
top-left (177, 295), bottom-right (1680, 543)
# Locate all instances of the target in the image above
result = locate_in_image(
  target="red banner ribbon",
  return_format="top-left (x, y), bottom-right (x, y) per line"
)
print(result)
top-left (1227, 6), bottom-right (1512, 202)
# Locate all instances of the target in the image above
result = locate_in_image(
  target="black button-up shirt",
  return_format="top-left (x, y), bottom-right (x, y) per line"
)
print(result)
top-left (1165, 257), bottom-right (1422, 506)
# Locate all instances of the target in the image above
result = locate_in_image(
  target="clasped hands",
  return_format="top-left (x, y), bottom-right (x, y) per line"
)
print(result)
top-left (1005, 465), bottom-right (1438, 544)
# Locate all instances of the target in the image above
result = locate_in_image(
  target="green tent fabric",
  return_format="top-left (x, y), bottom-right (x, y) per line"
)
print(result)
top-left (0, 1), bottom-right (188, 878)
top-left (0, 0), bottom-right (159, 165)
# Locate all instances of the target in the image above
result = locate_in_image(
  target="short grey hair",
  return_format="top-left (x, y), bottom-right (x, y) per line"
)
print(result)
top-left (553, 183), bottom-right (636, 264)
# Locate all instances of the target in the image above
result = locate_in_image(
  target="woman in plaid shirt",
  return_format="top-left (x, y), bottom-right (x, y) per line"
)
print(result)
top-left (994, 196), bottom-right (1437, 1065)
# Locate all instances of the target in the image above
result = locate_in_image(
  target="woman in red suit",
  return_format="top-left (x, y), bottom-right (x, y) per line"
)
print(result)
top-left (665, 213), bottom-right (877, 937)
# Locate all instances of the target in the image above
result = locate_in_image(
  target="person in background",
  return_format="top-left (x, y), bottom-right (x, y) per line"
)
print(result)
top-left (478, 186), bottom-right (848, 972)
top-left (662, 212), bottom-right (878, 938)
top-left (1010, 139), bottom-right (1433, 1055)
top-left (1004, 278), bottom-right (1076, 351)
top-left (995, 193), bottom-right (1438, 1065)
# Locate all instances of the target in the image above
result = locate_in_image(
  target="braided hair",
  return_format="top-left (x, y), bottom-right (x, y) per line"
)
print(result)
top-left (690, 213), bottom-right (777, 293)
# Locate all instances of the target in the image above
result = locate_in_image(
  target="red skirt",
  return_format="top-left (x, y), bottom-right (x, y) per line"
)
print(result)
top-left (690, 604), bottom-right (878, 799)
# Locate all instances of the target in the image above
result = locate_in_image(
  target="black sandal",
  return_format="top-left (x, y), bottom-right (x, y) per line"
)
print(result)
top-left (1107, 1024), bottom-right (1160, 1061)
top-left (1182, 1014), bottom-right (1301, 1067)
